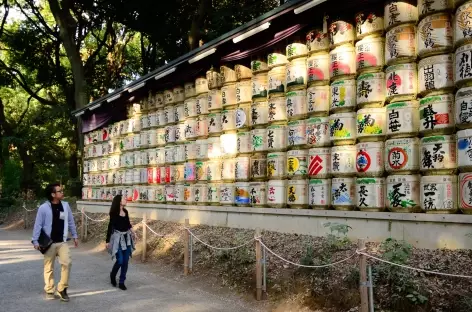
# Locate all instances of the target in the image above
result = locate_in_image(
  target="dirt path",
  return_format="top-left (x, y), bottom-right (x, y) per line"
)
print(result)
top-left (0, 228), bottom-right (265, 312)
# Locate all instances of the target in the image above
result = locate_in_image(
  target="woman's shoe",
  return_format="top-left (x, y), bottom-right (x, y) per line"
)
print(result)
top-left (118, 283), bottom-right (127, 290)
top-left (110, 272), bottom-right (117, 287)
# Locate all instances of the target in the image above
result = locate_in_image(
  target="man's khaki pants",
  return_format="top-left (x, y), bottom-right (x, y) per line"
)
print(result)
top-left (43, 242), bottom-right (71, 293)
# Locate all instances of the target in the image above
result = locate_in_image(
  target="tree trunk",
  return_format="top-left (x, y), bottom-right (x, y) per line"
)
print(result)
top-left (47, 0), bottom-right (88, 110)
top-left (17, 145), bottom-right (34, 194)
top-left (188, 0), bottom-right (212, 50)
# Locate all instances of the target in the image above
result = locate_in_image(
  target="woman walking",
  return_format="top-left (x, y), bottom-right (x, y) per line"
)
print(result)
top-left (106, 195), bottom-right (135, 290)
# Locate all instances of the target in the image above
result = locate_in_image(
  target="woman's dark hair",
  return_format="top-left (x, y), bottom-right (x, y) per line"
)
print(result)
top-left (45, 183), bottom-right (61, 201)
top-left (110, 195), bottom-right (122, 216)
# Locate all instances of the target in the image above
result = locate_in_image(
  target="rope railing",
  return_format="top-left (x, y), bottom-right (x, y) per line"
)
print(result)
top-left (258, 238), bottom-right (359, 269)
top-left (184, 227), bottom-right (254, 251)
top-left (357, 250), bottom-right (472, 279)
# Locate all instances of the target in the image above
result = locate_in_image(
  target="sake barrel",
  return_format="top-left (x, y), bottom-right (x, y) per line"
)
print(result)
top-left (306, 29), bottom-right (329, 54)
top-left (331, 145), bottom-right (357, 177)
top-left (250, 101), bottom-right (268, 127)
top-left (221, 83), bottom-right (237, 107)
top-left (328, 19), bottom-right (355, 48)
top-left (287, 120), bottom-right (307, 148)
top-left (385, 63), bottom-right (418, 102)
top-left (417, 13), bottom-right (453, 58)
top-left (330, 79), bottom-right (356, 113)
top-left (249, 181), bottom-right (268, 207)
top-left (356, 142), bottom-right (385, 176)
top-left (356, 107), bottom-right (387, 142)
top-left (220, 132), bottom-right (238, 157)
top-left (196, 77), bottom-right (209, 95)
top-left (329, 112), bottom-right (357, 145)
top-left (355, 11), bottom-right (385, 39)
top-left (456, 87), bottom-right (472, 129)
top-left (251, 59), bottom-right (269, 74)
top-left (208, 112), bottom-right (223, 135)
top-left (206, 68), bottom-right (219, 90)
top-left (385, 24), bottom-right (417, 65)
top-left (184, 82), bottom-right (196, 99)
top-left (286, 42), bottom-right (308, 60)
top-left (252, 72), bottom-right (268, 100)
top-left (251, 128), bottom-right (268, 152)
top-left (331, 177), bottom-right (356, 210)
top-left (454, 44), bottom-right (472, 87)
top-left (220, 183), bottom-right (235, 205)
top-left (287, 149), bottom-right (308, 178)
top-left (307, 85), bottom-right (330, 116)
top-left (356, 72), bottom-right (386, 108)
top-left (267, 180), bottom-right (287, 208)
top-left (356, 177), bottom-right (386, 211)
top-left (237, 131), bottom-right (252, 154)
top-left (196, 93), bottom-right (209, 115)
top-left (208, 89), bottom-right (222, 111)
top-left (420, 175), bottom-right (458, 213)
top-left (329, 44), bottom-right (356, 80)
top-left (235, 64), bottom-right (252, 80)
top-left (268, 66), bottom-right (286, 96)
top-left (286, 90), bottom-right (307, 120)
top-left (454, 2), bottom-right (472, 48)
top-left (235, 182), bottom-right (251, 206)
top-left (386, 101), bottom-right (420, 137)
top-left (164, 89), bottom-right (174, 105)
top-left (220, 65), bottom-right (237, 84)
top-left (286, 57), bottom-right (307, 90)
top-left (419, 94), bottom-right (454, 135)
top-left (418, 54), bottom-right (454, 95)
top-left (307, 53), bottom-right (330, 86)
top-left (266, 125), bottom-right (287, 152)
top-left (173, 86), bottom-right (185, 103)
top-left (267, 152), bottom-right (286, 179)
top-left (385, 137), bottom-right (420, 173)
top-left (287, 179), bottom-right (309, 208)
top-left (418, 0), bottom-right (453, 19)
top-left (384, 0), bottom-right (418, 30)
top-left (386, 174), bottom-right (421, 212)
top-left (268, 52), bottom-right (288, 69)
top-left (356, 36), bottom-right (385, 73)
top-left (306, 117), bottom-right (331, 147)
top-left (309, 179), bottom-right (331, 209)
top-left (420, 135), bottom-right (457, 175)
top-left (309, 147), bottom-right (331, 178)
top-left (268, 96), bottom-right (287, 124)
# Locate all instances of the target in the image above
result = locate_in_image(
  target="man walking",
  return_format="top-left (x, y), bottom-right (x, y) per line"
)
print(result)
top-left (32, 183), bottom-right (79, 302)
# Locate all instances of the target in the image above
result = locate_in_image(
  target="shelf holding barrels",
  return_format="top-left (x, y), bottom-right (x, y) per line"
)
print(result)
top-left (82, 0), bottom-right (472, 215)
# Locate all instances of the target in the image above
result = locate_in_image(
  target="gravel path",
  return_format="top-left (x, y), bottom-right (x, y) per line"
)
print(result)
top-left (0, 229), bottom-right (262, 312)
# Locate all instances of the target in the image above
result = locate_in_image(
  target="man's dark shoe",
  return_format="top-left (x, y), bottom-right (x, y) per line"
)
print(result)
top-left (45, 293), bottom-right (55, 300)
top-left (56, 288), bottom-right (69, 302)
top-left (119, 283), bottom-right (127, 291)
top-left (110, 272), bottom-right (117, 287)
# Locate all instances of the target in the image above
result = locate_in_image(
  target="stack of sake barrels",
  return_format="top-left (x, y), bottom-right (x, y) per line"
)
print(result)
top-left (265, 47), bottom-right (289, 208)
top-left (305, 21), bottom-right (332, 210)
top-left (163, 88), bottom-right (178, 203)
top-left (283, 38), bottom-right (310, 208)
top-left (324, 15), bottom-right (359, 211)
top-left (382, 0), bottom-right (421, 214)
top-left (455, 0), bottom-right (472, 214)
top-left (416, 0), bottom-right (457, 213)
top-left (352, 10), bottom-right (387, 212)
top-left (233, 64), bottom-right (254, 206)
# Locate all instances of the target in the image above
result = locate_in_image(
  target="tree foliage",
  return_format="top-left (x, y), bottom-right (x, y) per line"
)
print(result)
top-left (0, 0), bottom-right (279, 198)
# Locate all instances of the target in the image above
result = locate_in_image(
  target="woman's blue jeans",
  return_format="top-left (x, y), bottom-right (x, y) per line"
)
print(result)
top-left (111, 245), bottom-right (131, 284)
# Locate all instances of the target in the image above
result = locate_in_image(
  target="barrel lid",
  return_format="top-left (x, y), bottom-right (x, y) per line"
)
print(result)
top-left (332, 177), bottom-right (355, 183)
top-left (357, 107), bottom-right (386, 113)
top-left (420, 135), bottom-right (455, 143)
top-left (457, 129), bottom-right (472, 138)
top-left (309, 179), bottom-right (330, 184)
top-left (267, 179), bottom-right (287, 186)
top-left (356, 177), bottom-right (385, 184)
top-left (421, 175), bottom-right (457, 183)
top-left (329, 112), bottom-right (356, 118)
top-left (386, 100), bottom-right (419, 109)
top-left (387, 174), bottom-right (421, 183)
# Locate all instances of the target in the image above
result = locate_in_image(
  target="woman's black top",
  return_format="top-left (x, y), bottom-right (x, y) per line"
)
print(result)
top-left (105, 209), bottom-right (132, 243)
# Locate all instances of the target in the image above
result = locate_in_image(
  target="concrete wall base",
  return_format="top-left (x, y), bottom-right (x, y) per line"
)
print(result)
top-left (77, 201), bottom-right (472, 250)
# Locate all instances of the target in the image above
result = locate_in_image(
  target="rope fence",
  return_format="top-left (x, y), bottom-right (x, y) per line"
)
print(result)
top-left (23, 205), bottom-right (472, 308)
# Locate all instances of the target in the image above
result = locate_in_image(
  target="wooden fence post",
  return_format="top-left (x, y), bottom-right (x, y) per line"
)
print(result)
top-left (184, 218), bottom-right (190, 276)
top-left (255, 228), bottom-right (262, 301)
top-left (23, 202), bottom-right (27, 229)
top-left (80, 207), bottom-right (85, 240)
top-left (142, 213), bottom-right (147, 262)
top-left (359, 238), bottom-right (368, 312)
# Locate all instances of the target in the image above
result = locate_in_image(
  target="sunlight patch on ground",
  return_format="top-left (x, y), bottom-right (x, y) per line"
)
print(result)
top-left (68, 289), bottom-right (117, 298)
